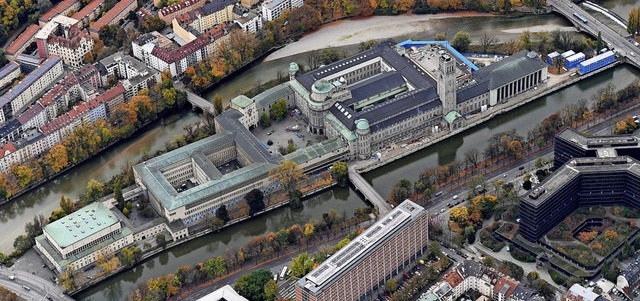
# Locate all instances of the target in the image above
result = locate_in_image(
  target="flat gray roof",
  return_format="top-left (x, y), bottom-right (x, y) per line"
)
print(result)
top-left (298, 200), bottom-right (424, 293)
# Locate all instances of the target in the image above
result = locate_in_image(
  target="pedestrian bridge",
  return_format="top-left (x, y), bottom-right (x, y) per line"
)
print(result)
top-left (348, 166), bottom-right (392, 215)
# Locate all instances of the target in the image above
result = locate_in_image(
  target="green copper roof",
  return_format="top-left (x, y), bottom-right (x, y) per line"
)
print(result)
top-left (355, 119), bottom-right (369, 131)
top-left (44, 202), bottom-right (119, 248)
top-left (253, 82), bottom-right (294, 111)
top-left (325, 113), bottom-right (357, 141)
top-left (444, 111), bottom-right (462, 124)
top-left (289, 62), bottom-right (299, 72)
top-left (311, 79), bottom-right (333, 94)
top-left (231, 95), bottom-right (253, 109)
top-left (284, 137), bottom-right (347, 165)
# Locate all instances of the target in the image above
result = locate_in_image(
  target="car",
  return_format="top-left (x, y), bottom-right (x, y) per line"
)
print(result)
top-left (453, 195), bottom-right (459, 200)
top-left (440, 208), bottom-right (446, 213)
top-left (503, 174), bottom-right (507, 178)
top-left (631, 52), bottom-right (636, 57)
top-left (518, 166), bottom-right (525, 170)
top-left (447, 202), bottom-right (452, 207)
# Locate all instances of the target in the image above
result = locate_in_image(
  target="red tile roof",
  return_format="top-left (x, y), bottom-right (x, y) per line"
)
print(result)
top-left (40, 0), bottom-right (79, 23)
top-left (443, 271), bottom-right (464, 289)
top-left (6, 25), bottom-right (40, 55)
top-left (151, 23), bottom-right (228, 64)
top-left (72, 0), bottom-right (106, 21)
top-left (38, 73), bottom-right (79, 108)
top-left (493, 277), bottom-right (518, 298)
top-left (90, 0), bottom-right (136, 33)
top-left (0, 142), bottom-right (17, 159)
top-left (17, 103), bottom-right (45, 124)
top-left (94, 83), bottom-right (125, 103)
top-left (159, 0), bottom-right (205, 19)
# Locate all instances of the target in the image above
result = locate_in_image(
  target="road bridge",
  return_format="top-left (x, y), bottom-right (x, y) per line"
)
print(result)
top-left (348, 166), bottom-right (392, 215)
top-left (582, 1), bottom-right (627, 29)
top-left (549, 0), bottom-right (640, 70)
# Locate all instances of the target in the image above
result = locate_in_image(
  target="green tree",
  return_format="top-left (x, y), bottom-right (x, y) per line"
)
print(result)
top-left (216, 205), bottom-right (230, 223)
top-left (290, 252), bottom-right (314, 278)
top-left (14, 165), bottom-right (33, 188)
top-left (260, 112), bottom-right (271, 127)
top-left (118, 246), bottom-right (142, 268)
top-left (244, 189), bottom-right (265, 216)
top-left (156, 233), bottom-right (167, 248)
top-left (85, 179), bottom-right (105, 202)
top-left (44, 144), bottom-right (68, 173)
top-left (234, 269), bottom-right (273, 301)
top-left (270, 98), bottom-right (288, 120)
top-left (452, 31), bottom-right (471, 52)
top-left (286, 142), bottom-right (296, 154)
top-left (331, 161), bottom-right (348, 187)
top-left (435, 32), bottom-right (447, 41)
top-left (140, 15), bottom-right (166, 33)
top-left (114, 178), bottom-right (124, 209)
top-left (527, 271), bottom-right (540, 281)
top-left (209, 217), bottom-right (224, 232)
top-left (204, 256), bottom-right (227, 279)
top-left (162, 88), bottom-right (177, 107)
top-left (337, 238), bottom-right (351, 249)
top-left (531, 279), bottom-right (555, 299)
top-left (387, 178), bottom-right (412, 205)
top-left (264, 279), bottom-right (278, 301)
top-left (596, 31), bottom-right (603, 52)
top-left (213, 94), bottom-right (223, 115)
top-left (289, 189), bottom-right (303, 209)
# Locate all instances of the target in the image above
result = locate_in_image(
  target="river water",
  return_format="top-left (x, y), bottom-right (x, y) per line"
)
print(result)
top-left (0, 5), bottom-right (637, 300)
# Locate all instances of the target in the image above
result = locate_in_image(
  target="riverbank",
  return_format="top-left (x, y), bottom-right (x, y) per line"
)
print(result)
top-left (265, 12), bottom-right (576, 62)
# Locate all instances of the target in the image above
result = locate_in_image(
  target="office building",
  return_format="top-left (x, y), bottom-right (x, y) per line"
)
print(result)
top-left (295, 200), bottom-right (428, 301)
top-left (35, 16), bottom-right (94, 67)
top-left (554, 128), bottom-right (640, 169)
top-left (261, 0), bottom-right (303, 21)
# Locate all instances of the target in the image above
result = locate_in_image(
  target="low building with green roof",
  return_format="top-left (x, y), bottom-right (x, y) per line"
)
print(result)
top-left (35, 202), bottom-right (134, 271)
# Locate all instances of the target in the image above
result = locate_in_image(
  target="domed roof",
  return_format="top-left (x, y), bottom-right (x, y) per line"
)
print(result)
top-left (312, 79), bottom-right (333, 94)
top-left (355, 119), bottom-right (370, 131)
top-left (289, 62), bottom-right (299, 72)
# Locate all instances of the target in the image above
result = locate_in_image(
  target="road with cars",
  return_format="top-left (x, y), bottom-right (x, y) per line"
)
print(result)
top-left (0, 266), bottom-right (73, 301)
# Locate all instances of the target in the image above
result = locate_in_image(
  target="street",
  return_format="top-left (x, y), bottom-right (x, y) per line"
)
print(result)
top-left (0, 266), bottom-right (73, 301)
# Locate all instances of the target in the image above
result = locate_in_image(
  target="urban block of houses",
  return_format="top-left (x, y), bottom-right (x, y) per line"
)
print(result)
top-left (97, 53), bottom-right (162, 100)
top-left (158, 0), bottom-right (207, 24)
top-left (260, 0), bottom-right (303, 21)
top-left (35, 16), bottom-right (94, 67)
top-left (133, 23), bottom-right (235, 77)
top-left (5, 25), bottom-right (41, 61)
top-left (172, 0), bottom-right (238, 42)
top-left (233, 10), bottom-right (262, 34)
top-left (0, 63), bottom-right (21, 89)
top-left (418, 260), bottom-right (542, 301)
top-left (89, 0), bottom-right (139, 38)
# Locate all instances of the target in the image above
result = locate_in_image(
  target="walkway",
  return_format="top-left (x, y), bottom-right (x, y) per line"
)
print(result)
top-left (175, 83), bottom-right (216, 115)
top-left (348, 166), bottom-right (392, 215)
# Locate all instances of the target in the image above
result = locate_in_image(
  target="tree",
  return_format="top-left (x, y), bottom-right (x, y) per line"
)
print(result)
top-left (140, 15), bottom-right (166, 33)
top-left (234, 269), bottom-right (273, 301)
top-left (519, 30), bottom-right (532, 50)
top-left (0, 285), bottom-right (17, 301)
top-left (264, 279), bottom-right (278, 301)
top-left (205, 256), bottom-right (227, 279)
top-left (452, 31), bottom-right (471, 52)
top-left (260, 112), bottom-right (271, 127)
top-left (59, 269), bottom-right (78, 291)
top-left (216, 205), bottom-right (230, 223)
top-left (118, 246), bottom-right (142, 268)
top-left (596, 31), bottom-right (603, 52)
top-left (244, 189), bottom-right (265, 216)
top-left (450, 206), bottom-right (469, 227)
top-left (286, 142), bottom-right (296, 154)
top-left (386, 279), bottom-right (398, 293)
top-left (331, 161), bottom-right (348, 186)
top-left (464, 149), bottom-right (481, 169)
top-left (156, 233), bottom-right (167, 248)
top-left (435, 32), bottom-right (447, 41)
top-left (60, 195), bottom-right (75, 214)
top-left (44, 144), bottom-right (68, 173)
top-left (213, 94), bottom-right (223, 115)
top-left (531, 279), bottom-right (555, 299)
top-left (527, 271), bottom-right (540, 281)
top-left (290, 252), bottom-right (314, 277)
top-left (479, 32), bottom-right (498, 53)
top-left (269, 161), bottom-right (306, 195)
top-left (337, 238), bottom-right (351, 249)
top-left (85, 179), bottom-right (105, 202)
top-left (502, 39), bottom-right (522, 55)
top-left (114, 178), bottom-right (125, 209)
top-left (209, 217), bottom-right (225, 232)
top-left (388, 178), bottom-right (412, 205)
top-left (14, 165), bottom-right (33, 188)
top-left (162, 88), bottom-right (177, 107)
top-left (270, 98), bottom-right (288, 120)
top-left (628, 7), bottom-right (640, 36)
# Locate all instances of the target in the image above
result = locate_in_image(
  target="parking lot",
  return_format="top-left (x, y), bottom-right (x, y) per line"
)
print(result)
top-left (252, 113), bottom-right (310, 154)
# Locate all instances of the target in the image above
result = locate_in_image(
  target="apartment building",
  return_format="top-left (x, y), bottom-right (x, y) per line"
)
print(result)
top-left (0, 63), bottom-right (21, 89)
top-left (134, 24), bottom-right (233, 77)
top-left (158, 0), bottom-right (206, 24)
top-left (39, 97), bottom-right (108, 150)
top-left (98, 53), bottom-right (161, 100)
top-left (172, 0), bottom-right (238, 41)
top-left (0, 56), bottom-right (64, 124)
top-left (296, 200), bottom-right (429, 301)
top-left (72, 0), bottom-right (107, 28)
top-left (35, 16), bottom-right (94, 67)
top-left (261, 0), bottom-right (303, 21)
top-left (5, 25), bottom-right (40, 61)
top-left (233, 11), bottom-right (262, 34)
top-left (89, 0), bottom-right (138, 38)
top-left (38, 0), bottom-right (81, 26)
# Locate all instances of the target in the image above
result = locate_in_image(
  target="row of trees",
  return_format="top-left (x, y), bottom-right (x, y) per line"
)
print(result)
top-left (629, 7), bottom-right (640, 36)
top-left (128, 208), bottom-right (372, 300)
top-left (615, 115), bottom-right (639, 134)
top-left (449, 194), bottom-right (499, 228)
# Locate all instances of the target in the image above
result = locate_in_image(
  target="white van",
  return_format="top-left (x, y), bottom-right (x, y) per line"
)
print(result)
top-left (280, 266), bottom-right (289, 279)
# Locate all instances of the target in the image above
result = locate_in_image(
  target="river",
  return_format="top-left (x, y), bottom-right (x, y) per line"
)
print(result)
top-left (74, 186), bottom-right (366, 301)
top-left (0, 6), bottom-right (637, 300)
